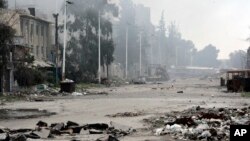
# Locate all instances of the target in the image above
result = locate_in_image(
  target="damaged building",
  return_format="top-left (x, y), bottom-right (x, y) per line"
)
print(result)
top-left (0, 8), bottom-right (55, 92)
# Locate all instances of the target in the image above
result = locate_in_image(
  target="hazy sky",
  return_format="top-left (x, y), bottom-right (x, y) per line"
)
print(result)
top-left (133, 0), bottom-right (250, 59)
top-left (9, 0), bottom-right (250, 59)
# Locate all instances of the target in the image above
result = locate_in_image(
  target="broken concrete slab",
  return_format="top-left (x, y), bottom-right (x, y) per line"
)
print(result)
top-left (0, 133), bottom-right (9, 141)
top-left (96, 135), bottom-right (119, 141)
top-left (10, 134), bottom-right (27, 141)
top-left (9, 129), bottom-right (33, 134)
top-left (36, 121), bottom-right (48, 127)
top-left (89, 129), bottom-right (104, 134)
top-left (86, 123), bottom-right (109, 130)
top-left (32, 128), bottom-right (51, 139)
top-left (69, 126), bottom-right (83, 134)
top-left (66, 121), bottom-right (79, 128)
top-left (0, 129), bottom-right (5, 134)
top-left (109, 121), bottom-right (135, 137)
top-left (51, 123), bottom-right (64, 130)
top-left (50, 123), bottom-right (64, 135)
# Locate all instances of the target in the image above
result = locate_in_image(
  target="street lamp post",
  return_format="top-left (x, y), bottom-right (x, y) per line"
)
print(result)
top-left (62, 0), bottom-right (73, 81)
top-left (139, 32), bottom-right (142, 76)
top-left (98, 11), bottom-right (101, 84)
top-left (62, 0), bottom-right (67, 81)
top-left (53, 13), bottom-right (59, 84)
top-left (125, 27), bottom-right (128, 79)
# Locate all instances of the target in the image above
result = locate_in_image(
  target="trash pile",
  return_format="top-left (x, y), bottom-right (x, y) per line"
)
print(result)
top-left (144, 106), bottom-right (250, 141)
top-left (0, 121), bottom-right (135, 141)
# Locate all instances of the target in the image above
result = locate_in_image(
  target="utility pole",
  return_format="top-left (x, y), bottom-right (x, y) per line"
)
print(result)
top-left (125, 27), bottom-right (128, 79)
top-left (98, 11), bottom-right (101, 84)
top-left (53, 13), bottom-right (59, 83)
top-left (139, 32), bottom-right (142, 76)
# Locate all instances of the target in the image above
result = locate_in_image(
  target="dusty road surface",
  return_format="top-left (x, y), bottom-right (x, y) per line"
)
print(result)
top-left (0, 77), bottom-right (249, 140)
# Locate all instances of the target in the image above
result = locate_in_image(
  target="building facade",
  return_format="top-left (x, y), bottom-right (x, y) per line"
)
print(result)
top-left (1, 9), bottom-right (54, 92)
top-left (2, 9), bottom-right (53, 63)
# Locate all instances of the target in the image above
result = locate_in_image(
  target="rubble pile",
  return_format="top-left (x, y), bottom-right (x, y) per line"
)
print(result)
top-left (0, 121), bottom-right (135, 141)
top-left (145, 106), bottom-right (250, 141)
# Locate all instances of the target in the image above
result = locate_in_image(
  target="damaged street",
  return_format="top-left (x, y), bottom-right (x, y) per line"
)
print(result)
top-left (1, 0), bottom-right (250, 140)
top-left (1, 77), bottom-right (250, 141)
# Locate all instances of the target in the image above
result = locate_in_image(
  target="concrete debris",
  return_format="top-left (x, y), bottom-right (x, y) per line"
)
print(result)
top-left (177, 91), bottom-right (184, 93)
top-left (51, 123), bottom-right (64, 133)
top-left (145, 106), bottom-right (250, 141)
top-left (0, 129), bottom-right (5, 134)
top-left (0, 121), bottom-right (133, 140)
top-left (96, 135), bottom-right (119, 141)
top-left (89, 129), bottom-right (104, 134)
top-left (11, 134), bottom-right (27, 141)
top-left (106, 112), bottom-right (144, 118)
top-left (36, 121), bottom-right (48, 127)
top-left (155, 128), bottom-right (164, 136)
top-left (32, 128), bottom-right (51, 139)
top-left (9, 129), bottom-right (33, 134)
top-left (72, 92), bottom-right (83, 96)
top-left (86, 123), bottom-right (109, 130)
top-left (109, 122), bottom-right (135, 137)
top-left (0, 133), bottom-right (9, 141)
top-left (66, 121), bottom-right (79, 128)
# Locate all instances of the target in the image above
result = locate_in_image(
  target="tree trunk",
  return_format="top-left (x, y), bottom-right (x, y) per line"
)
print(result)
top-left (0, 67), bottom-right (4, 95)
top-left (107, 64), bottom-right (109, 79)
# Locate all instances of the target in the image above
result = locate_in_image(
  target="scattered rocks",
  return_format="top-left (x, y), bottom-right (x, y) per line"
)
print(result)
top-left (146, 106), bottom-right (250, 141)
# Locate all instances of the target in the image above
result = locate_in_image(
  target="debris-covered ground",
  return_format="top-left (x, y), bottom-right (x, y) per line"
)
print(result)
top-left (144, 106), bottom-right (250, 141)
top-left (0, 120), bottom-right (134, 141)
top-left (1, 77), bottom-right (250, 140)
